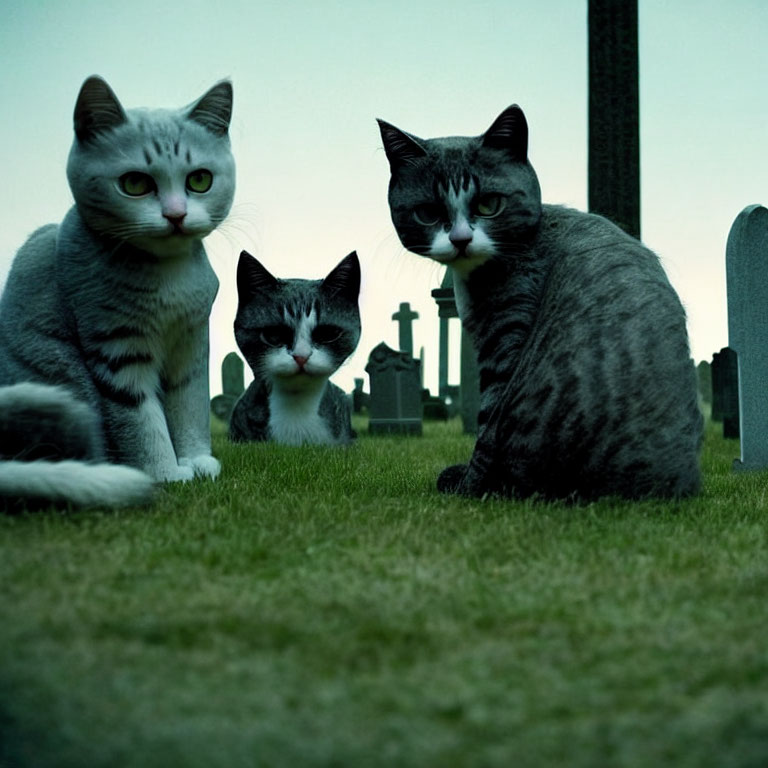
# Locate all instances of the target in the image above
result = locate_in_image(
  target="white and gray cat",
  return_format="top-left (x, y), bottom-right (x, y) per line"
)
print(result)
top-left (229, 251), bottom-right (361, 445)
top-left (0, 75), bottom-right (235, 508)
top-left (379, 105), bottom-right (703, 500)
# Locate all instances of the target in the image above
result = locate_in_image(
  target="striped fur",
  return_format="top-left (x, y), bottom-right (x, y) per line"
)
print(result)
top-left (380, 105), bottom-right (702, 500)
top-left (0, 76), bottom-right (234, 508)
top-left (229, 251), bottom-right (361, 446)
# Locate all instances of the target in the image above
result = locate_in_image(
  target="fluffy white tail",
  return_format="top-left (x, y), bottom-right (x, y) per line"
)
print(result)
top-left (0, 460), bottom-right (154, 508)
top-left (0, 382), bottom-right (156, 508)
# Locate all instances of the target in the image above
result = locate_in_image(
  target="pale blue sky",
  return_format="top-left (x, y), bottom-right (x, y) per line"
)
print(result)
top-left (1, 0), bottom-right (766, 394)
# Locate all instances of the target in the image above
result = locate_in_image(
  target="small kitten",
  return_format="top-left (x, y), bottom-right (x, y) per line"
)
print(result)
top-left (0, 76), bottom-right (235, 507)
top-left (378, 105), bottom-right (702, 500)
top-left (229, 251), bottom-right (361, 446)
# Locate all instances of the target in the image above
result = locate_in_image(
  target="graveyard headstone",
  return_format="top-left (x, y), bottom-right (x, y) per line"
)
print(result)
top-left (710, 354), bottom-right (723, 423)
top-left (352, 378), bottom-right (369, 414)
top-left (444, 385), bottom-right (461, 418)
top-left (210, 351), bottom-right (245, 422)
top-left (422, 389), bottom-right (449, 421)
top-left (711, 347), bottom-right (740, 440)
top-left (391, 302), bottom-right (419, 357)
top-left (365, 342), bottom-right (423, 435)
top-left (696, 360), bottom-right (712, 406)
top-left (726, 204), bottom-right (768, 468)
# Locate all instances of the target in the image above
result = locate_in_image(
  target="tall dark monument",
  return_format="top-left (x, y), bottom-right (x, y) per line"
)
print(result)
top-left (588, 0), bottom-right (640, 239)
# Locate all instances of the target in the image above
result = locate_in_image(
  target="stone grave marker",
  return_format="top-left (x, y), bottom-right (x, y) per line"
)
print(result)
top-left (210, 351), bottom-right (245, 422)
top-left (710, 354), bottom-right (723, 422)
top-left (726, 204), bottom-right (768, 468)
top-left (352, 378), bottom-right (369, 414)
top-left (710, 347), bottom-right (739, 439)
top-left (391, 302), bottom-right (419, 357)
top-left (422, 389), bottom-right (449, 421)
top-left (365, 342), bottom-right (423, 435)
top-left (696, 360), bottom-right (712, 406)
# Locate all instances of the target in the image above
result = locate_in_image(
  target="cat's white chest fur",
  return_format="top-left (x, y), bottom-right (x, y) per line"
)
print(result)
top-left (268, 382), bottom-right (331, 445)
top-left (452, 270), bottom-right (471, 320)
top-left (152, 251), bottom-right (219, 329)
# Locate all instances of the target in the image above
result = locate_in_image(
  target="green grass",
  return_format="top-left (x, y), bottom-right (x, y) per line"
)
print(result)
top-left (2, 417), bottom-right (768, 768)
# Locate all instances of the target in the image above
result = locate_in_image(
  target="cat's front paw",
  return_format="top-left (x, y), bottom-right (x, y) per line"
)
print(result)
top-left (154, 464), bottom-right (196, 484)
top-left (179, 454), bottom-right (221, 480)
top-left (437, 464), bottom-right (468, 494)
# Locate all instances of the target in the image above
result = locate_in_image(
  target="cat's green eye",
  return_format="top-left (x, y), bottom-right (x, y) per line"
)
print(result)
top-left (313, 325), bottom-right (343, 345)
top-left (475, 195), bottom-right (505, 218)
top-left (119, 172), bottom-right (155, 197)
top-left (186, 169), bottom-right (213, 193)
top-left (261, 326), bottom-right (293, 348)
top-left (413, 204), bottom-right (442, 227)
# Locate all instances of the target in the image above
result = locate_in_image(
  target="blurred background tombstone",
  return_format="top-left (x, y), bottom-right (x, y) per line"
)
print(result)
top-left (696, 360), bottom-right (712, 408)
top-left (365, 342), bottom-right (423, 435)
top-left (351, 377), bottom-right (369, 414)
top-left (211, 351), bottom-right (245, 423)
top-left (711, 347), bottom-right (740, 440)
top-left (726, 204), bottom-right (768, 468)
top-left (421, 388), bottom-right (449, 421)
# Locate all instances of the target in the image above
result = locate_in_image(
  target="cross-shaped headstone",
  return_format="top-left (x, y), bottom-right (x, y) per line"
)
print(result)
top-left (391, 302), bottom-right (419, 357)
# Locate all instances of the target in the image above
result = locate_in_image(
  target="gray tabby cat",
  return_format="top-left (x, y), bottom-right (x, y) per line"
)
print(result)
top-left (378, 105), bottom-right (702, 500)
top-left (229, 251), bottom-right (360, 445)
top-left (0, 75), bottom-right (235, 508)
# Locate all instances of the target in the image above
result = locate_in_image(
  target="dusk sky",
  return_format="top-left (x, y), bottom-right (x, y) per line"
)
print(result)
top-left (1, 0), bottom-right (766, 395)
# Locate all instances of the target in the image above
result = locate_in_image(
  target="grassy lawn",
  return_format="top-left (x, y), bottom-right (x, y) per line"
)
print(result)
top-left (1, 416), bottom-right (768, 768)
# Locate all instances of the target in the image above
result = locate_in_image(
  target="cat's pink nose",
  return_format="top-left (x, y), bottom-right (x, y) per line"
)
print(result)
top-left (449, 221), bottom-right (473, 249)
top-left (293, 354), bottom-right (309, 368)
top-left (164, 213), bottom-right (186, 228)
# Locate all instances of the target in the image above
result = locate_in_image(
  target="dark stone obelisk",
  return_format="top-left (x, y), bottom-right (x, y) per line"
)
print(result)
top-left (588, 0), bottom-right (640, 239)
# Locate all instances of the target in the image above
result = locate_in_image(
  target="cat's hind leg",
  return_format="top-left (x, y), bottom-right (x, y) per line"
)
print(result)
top-left (436, 422), bottom-right (501, 497)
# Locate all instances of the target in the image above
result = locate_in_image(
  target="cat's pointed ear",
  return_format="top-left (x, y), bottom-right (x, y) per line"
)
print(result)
top-left (73, 76), bottom-right (127, 142)
top-left (187, 81), bottom-right (233, 136)
top-left (482, 105), bottom-right (528, 161)
top-left (322, 251), bottom-right (360, 302)
top-left (237, 250), bottom-right (277, 302)
top-left (377, 119), bottom-right (427, 171)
